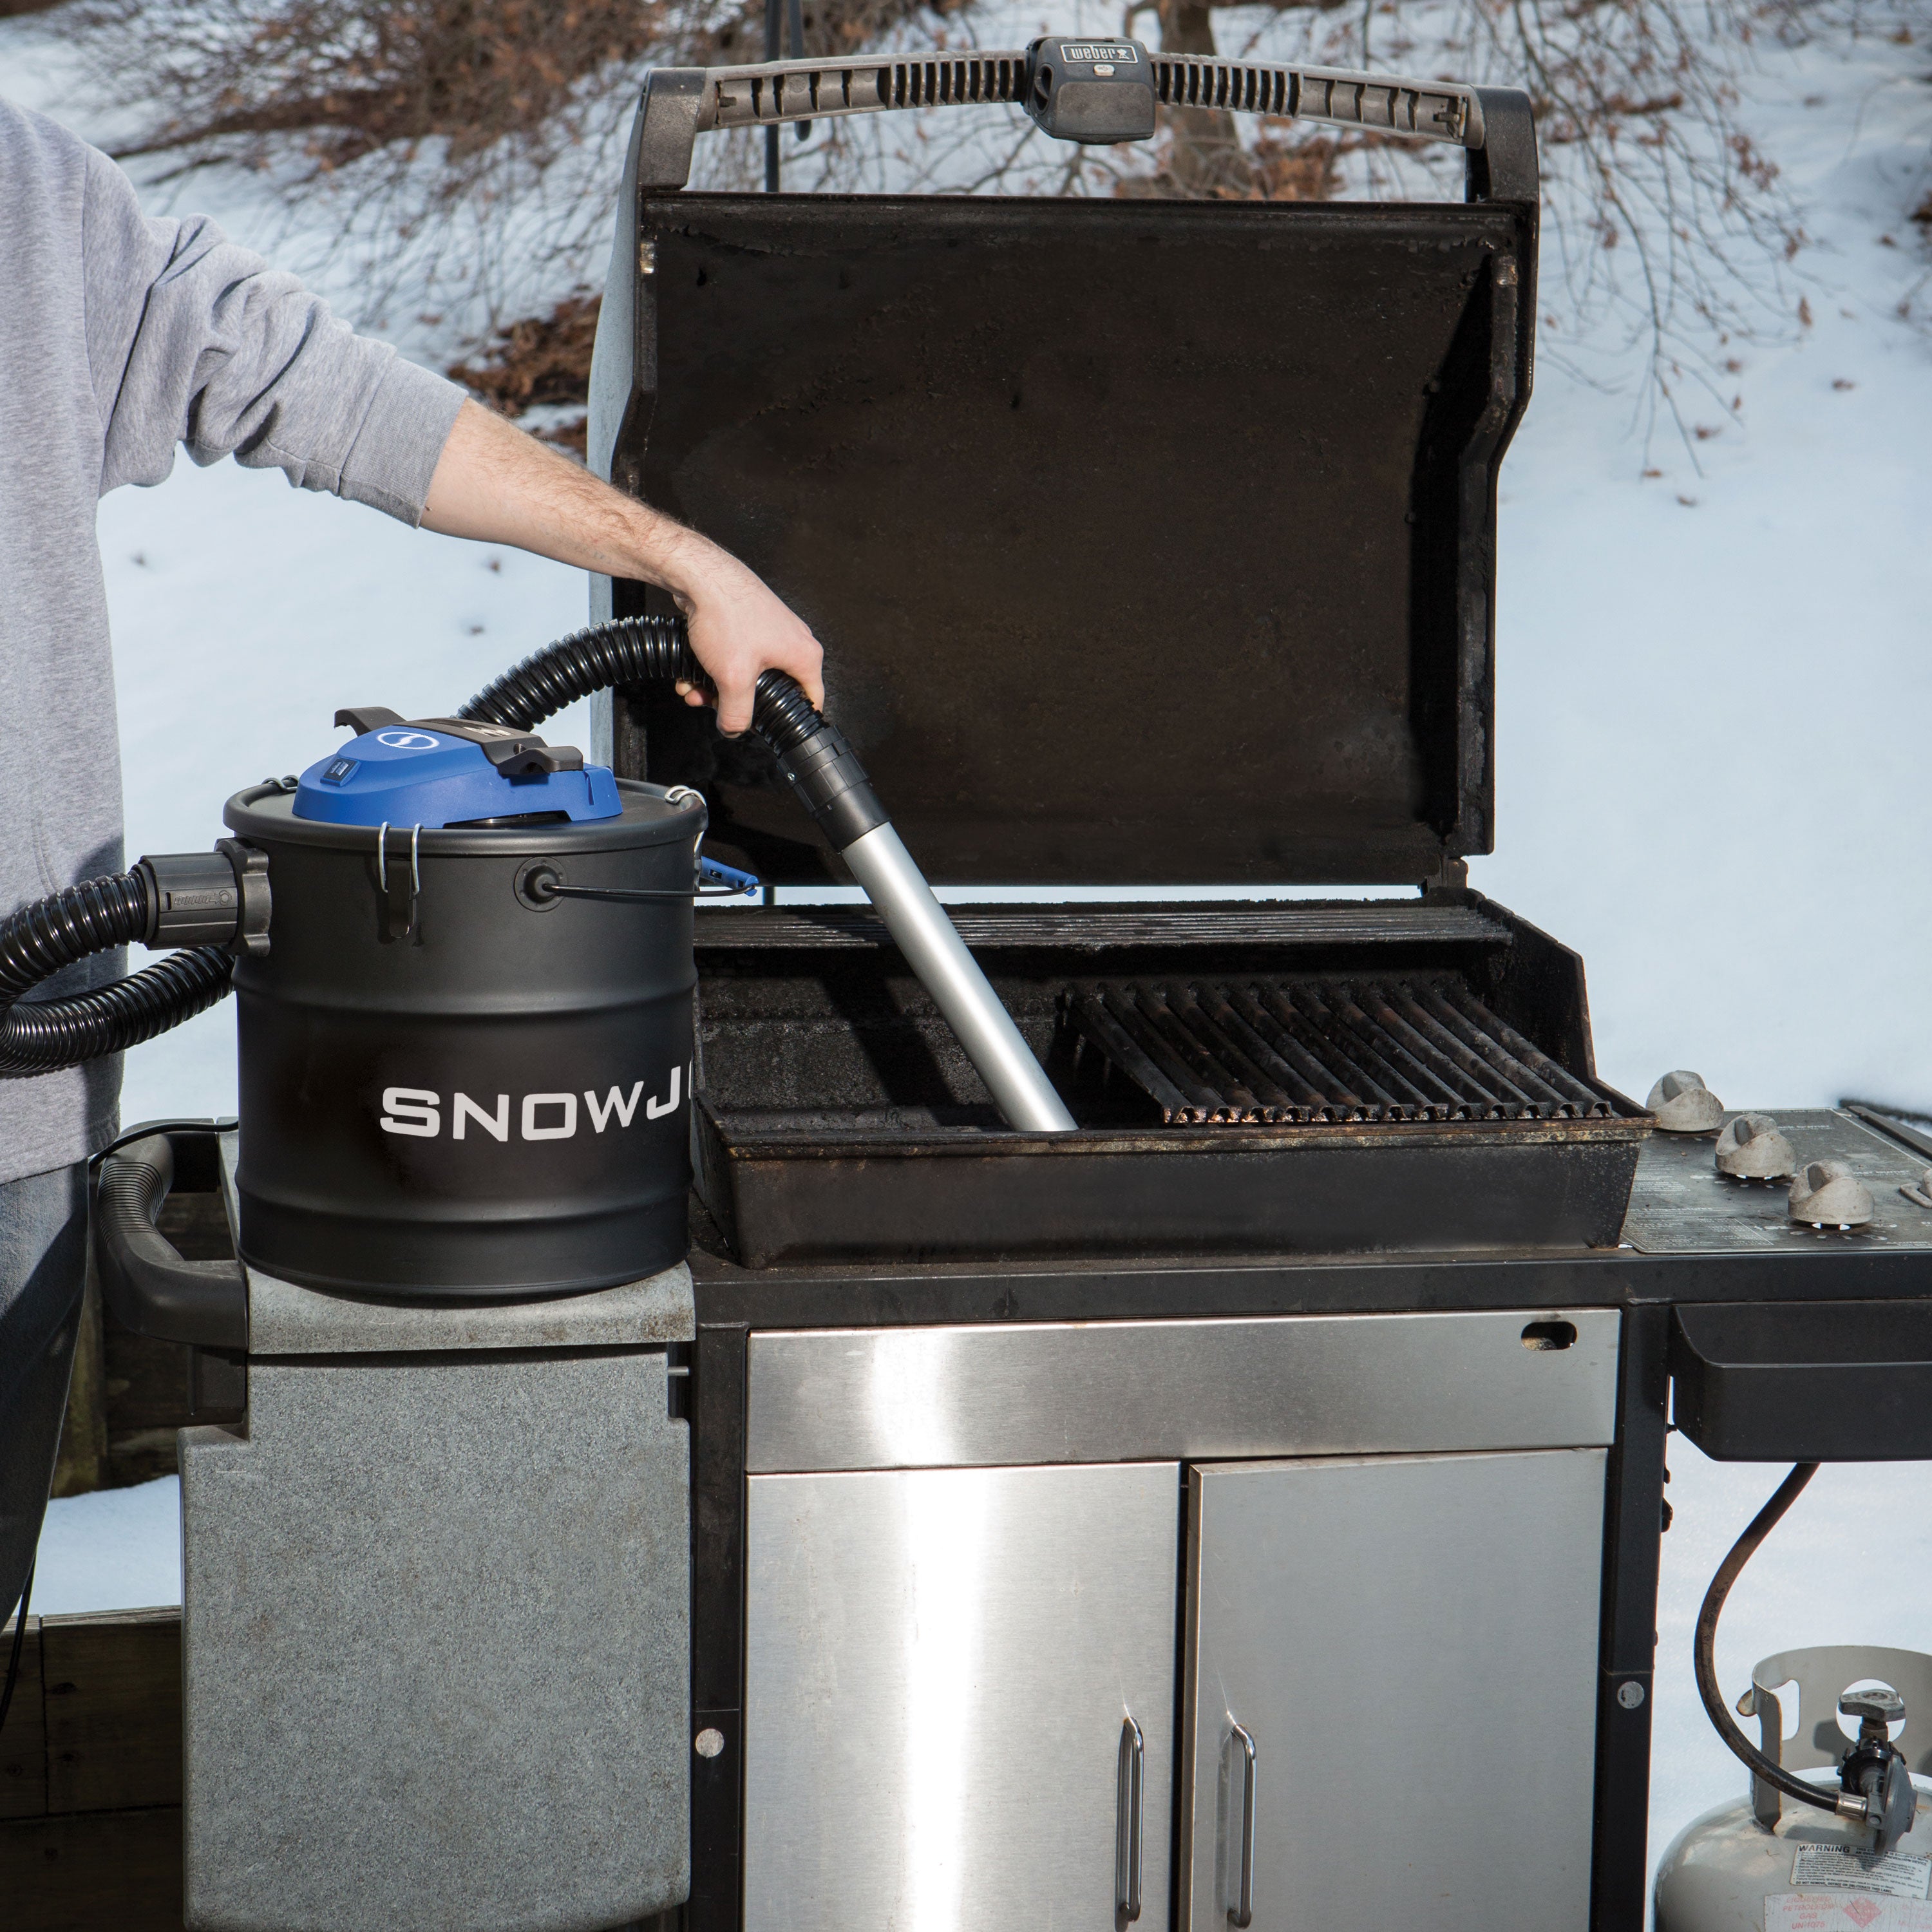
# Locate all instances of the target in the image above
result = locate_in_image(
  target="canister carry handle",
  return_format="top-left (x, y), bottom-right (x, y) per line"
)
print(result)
top-left (518, 851), bottom-right (761, 908)
top-left (92, 1124), bottom-right (247, 1351)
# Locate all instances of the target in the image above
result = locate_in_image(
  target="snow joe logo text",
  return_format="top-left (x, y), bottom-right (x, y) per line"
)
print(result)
top-left (378, 1068), bottom-right (688, 1141)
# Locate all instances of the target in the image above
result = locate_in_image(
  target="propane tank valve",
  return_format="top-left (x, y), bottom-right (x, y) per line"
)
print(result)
top-left (1837, 1688), bottom-right (1917, 1852)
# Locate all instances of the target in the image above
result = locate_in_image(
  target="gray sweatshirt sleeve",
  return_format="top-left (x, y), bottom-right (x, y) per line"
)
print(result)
top-left (81, 143), bottom-right (467, 522)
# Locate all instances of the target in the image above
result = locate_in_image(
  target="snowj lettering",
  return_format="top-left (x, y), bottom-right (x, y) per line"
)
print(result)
top-left (379, 1067), bottom-right (690, 1141)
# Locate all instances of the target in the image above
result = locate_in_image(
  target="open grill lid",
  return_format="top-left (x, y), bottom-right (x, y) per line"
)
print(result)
top-left (588, 61), bottom-right (1539, 887)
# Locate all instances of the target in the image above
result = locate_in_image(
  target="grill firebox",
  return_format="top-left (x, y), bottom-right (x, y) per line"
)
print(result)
top-left (685, 898), bottom-right (1650, 1268)
top-left (1069, 978), bottom-right (1616, 1126)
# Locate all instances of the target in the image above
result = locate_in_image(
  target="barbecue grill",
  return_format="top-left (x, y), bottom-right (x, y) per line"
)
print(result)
top-left (586, 55), bottom-right (1653, 1270)
top-left (563, 50), bottom-right (1932, 1932)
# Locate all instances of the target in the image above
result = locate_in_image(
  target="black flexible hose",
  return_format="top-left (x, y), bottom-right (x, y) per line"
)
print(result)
top-left (1694, 1463), bottom-right (1841, 1818)
top-left (0, 871), bottom-right (233, 1079)
top-left (460, 612), bottom-right (826, 759)
top-left (460, 614), bottom-right (884, 847)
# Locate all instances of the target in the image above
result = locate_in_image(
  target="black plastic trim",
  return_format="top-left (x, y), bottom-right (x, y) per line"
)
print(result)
top-left (1465, 86), bottom-right (1539, 204)
top-left (1590, 1305), bottom-right (1668, 1931)
top-left (1672, 1300), bottom-right (1932, 1460)
top-left (93, 1132), bottom-right (247, 1350)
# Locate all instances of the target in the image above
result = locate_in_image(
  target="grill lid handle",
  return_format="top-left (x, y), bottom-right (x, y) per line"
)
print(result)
top-left (626, 48), bottom-right (1532, 198)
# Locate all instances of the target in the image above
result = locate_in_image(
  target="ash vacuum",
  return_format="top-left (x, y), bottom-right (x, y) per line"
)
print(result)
top-left (0, 621), bottom-right (1072, 1302)
top-left (225, 715), bottom-right (705, 1298)
top-left (0, 623), bottom-right (1070, 1932)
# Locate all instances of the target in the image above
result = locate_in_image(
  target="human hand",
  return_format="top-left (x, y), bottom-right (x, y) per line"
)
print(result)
top-left (421, 403), bottom-right (823, 737)
top-left (666, 545), bottom-right (824, 737)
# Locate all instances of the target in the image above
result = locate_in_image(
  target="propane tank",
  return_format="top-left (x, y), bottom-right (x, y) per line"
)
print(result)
top-left (1656, 1650), bottom-right (1932, 1931)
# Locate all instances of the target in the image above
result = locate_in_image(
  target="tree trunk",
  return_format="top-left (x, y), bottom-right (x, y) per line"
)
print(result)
top-left (1157, 0), bottom-right (1243, 194)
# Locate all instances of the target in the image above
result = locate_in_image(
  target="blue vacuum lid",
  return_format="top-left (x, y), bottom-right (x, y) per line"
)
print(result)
top-left (292, 708), bottom-right (621, 828)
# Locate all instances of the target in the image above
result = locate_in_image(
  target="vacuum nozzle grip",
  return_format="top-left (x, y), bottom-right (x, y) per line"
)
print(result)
top-left (750, 670), bottom-right (888, 849)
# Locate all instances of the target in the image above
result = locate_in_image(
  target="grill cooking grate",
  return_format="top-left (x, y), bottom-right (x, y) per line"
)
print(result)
top-left (1066, 977), bottom-right (1614, 1125)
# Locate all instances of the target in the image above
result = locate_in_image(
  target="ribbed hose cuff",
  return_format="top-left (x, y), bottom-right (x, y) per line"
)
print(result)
top-left (0, 871), bottom-right (150, 1003)
top-left (1, 870), bottom-right (234, 1078)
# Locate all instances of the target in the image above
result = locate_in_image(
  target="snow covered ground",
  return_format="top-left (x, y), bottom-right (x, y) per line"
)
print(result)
top-left (8, 2), bottom-right (1932, 1912)
top-left (32, 1475), bottom-right (182, 1617)
top-left (1482, 24), bottom-right (1932, 1119)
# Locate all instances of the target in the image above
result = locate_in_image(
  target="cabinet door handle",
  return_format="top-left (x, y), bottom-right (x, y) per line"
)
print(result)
top-left (1116, 1714), bottom-right (1145, 1926)
top-left (1227, 1721), bottom-right (1256, 1929)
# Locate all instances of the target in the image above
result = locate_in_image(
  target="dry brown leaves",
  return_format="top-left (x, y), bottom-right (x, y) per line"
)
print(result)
top-left (447, 291), bottom-right (601, 450)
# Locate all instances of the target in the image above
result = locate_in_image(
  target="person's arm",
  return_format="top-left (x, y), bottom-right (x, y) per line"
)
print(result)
top-left (422, 401), bottom-right (820, 735)
top-left (72, 119), bottom-right (815, 734)
top-left (80, 131), bottom-right (465, 527)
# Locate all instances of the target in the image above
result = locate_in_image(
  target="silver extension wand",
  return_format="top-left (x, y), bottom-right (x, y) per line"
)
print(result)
top-left (462, 623), bottom-right (1079, 1135)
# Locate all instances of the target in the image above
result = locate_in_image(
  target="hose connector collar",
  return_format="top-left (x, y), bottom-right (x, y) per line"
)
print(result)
top-left (137, 842), bottom-right (272, 957)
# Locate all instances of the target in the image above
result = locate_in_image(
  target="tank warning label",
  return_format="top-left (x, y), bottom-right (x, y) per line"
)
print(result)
top-left (1767, 1895), bottom-right (1932, 1931)
top-left (1791, 1844), bottom-right (1932, 1900)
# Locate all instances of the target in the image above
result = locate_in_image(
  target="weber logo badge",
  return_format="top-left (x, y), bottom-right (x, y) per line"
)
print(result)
top-left (1060, 41), bottom-right (1139, 62)
top-left (379, 1068), bottom-right (690, 1141)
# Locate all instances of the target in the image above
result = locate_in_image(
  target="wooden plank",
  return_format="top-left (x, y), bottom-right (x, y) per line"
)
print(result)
top-left (0, 1615), bottom-right (46, 1819)
top-left (0, 1803), bottom-right (182, 1931)
top-left (40, 1608), bottom-right (181, 1814)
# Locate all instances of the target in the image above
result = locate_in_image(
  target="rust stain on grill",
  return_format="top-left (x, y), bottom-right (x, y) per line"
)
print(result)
top-left (1066, 977), bottom-right (1617, 1126)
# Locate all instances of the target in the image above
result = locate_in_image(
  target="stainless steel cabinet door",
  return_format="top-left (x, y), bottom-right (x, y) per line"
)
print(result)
top-left (745, 1461), bottom-right (1180, 1932)
top-left (1181, 1449), bottom-right (1607, 1932)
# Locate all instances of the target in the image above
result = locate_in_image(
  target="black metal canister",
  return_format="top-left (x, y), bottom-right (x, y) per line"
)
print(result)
top-left (221, 782), bottom-right (701, 1298)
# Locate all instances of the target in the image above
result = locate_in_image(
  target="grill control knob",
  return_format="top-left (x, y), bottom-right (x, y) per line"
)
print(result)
top-left (1789, 1159), bottom-right (1874, 1229)
top-left (1901, 1169), bottom-right (1932, 1211)
top-left (1648, 1070), bottom-right (1725, 1133)
top-left (1715, 1113), bottom-right (1796, 1182)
